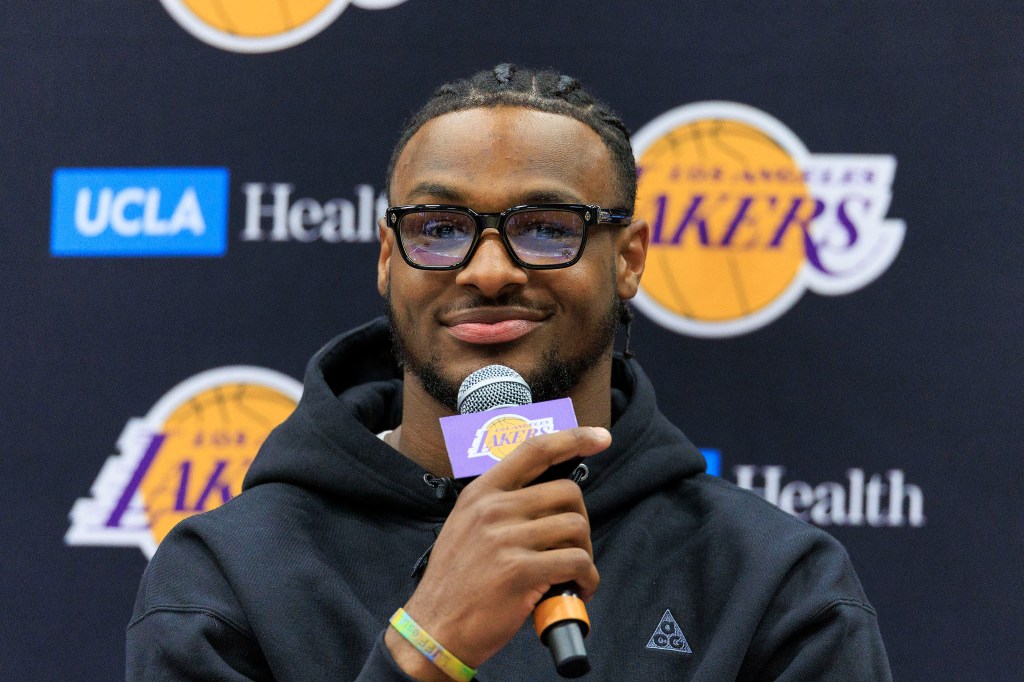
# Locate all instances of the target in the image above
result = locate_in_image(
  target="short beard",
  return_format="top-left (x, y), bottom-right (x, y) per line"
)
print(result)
top-left (385, 289), bottom-right (620, 413)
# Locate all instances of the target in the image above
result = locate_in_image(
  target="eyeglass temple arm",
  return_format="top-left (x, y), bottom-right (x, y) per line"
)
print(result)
top-left (598, 208), bottom-right (633, 225)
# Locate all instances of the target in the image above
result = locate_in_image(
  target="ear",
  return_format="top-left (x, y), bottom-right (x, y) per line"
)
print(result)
top-left (615, 218), bottom-right (649, 299)
top-left (377, 218), bottom-right (393, 297)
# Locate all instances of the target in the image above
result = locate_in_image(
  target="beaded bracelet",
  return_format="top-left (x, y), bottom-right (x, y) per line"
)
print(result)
top-left (389, 608), bottom-right (476, 681)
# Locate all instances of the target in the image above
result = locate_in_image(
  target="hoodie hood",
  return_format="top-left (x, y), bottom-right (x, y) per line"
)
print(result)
top-left (243, 317), bottom-right (706, 525)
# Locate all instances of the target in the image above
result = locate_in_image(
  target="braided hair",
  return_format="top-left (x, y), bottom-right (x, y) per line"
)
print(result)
top-left (385, 63), bottom-right (637, 209)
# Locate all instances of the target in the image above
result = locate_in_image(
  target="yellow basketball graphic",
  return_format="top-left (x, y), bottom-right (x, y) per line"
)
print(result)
top-left (636, 118), bottom-right (811, 324)
top-left (482, 415), bottom-right (532, 461)
top-left (623, 101), bottom-right (908, 338)
top-left (65, 366), bottom-right (303, 558)
top-left (178, 0), bottom-right (335, 38)
top-left (159, 0), bottom-right (414, 53)
top-left (161, 0), bottom-right (410, 52)
top-left (139, 382), bottom-right (298, 543)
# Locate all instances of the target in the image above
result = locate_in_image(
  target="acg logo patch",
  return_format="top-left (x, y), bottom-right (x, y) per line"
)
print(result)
top-left (631, 102), bottom-right (905, 337)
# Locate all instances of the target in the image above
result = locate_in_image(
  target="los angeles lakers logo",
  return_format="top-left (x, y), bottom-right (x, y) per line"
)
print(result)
top-left (466, 414), bottom-right (556, 462)
top-left (159, 0), bottom-right (409, 53)
top-left (631, 102), bottom-right (905, 337)
top-left (65, 367), bottom-right (302, 558)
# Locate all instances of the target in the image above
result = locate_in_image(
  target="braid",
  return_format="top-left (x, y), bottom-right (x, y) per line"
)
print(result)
top-left (493, 62), bottom-right (514, 86)
top-left (385, 64), bottom-right (637, 209)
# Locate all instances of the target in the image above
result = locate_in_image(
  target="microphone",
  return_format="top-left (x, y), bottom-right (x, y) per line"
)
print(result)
top-left (457, 365), bottom-right (591, 678)
top-left (456, 364), bottom-right (532, 413)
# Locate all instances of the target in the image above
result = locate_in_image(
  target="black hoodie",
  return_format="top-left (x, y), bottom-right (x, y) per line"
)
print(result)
top-left (127, 318), bottom-right (891, 681)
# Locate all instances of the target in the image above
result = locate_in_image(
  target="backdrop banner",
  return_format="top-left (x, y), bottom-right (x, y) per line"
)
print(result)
top-left (2, 1), bottom-right (1022, 678)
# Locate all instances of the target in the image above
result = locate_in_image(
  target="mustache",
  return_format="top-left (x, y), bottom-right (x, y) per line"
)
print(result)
top-left (435, 294), bottom-right (556, 316)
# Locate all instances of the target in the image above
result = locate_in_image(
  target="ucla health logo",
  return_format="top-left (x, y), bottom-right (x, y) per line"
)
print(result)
top-left (700, 448), bottom-right (924, 528)
top-left (631, 102), bottom-right (905, 337)
top-left (65, 367), bottom-right (301, 558)
top-left (51, 167), bottom-right (229, 257)
top-left (160, 0), bottom-right (409, 53)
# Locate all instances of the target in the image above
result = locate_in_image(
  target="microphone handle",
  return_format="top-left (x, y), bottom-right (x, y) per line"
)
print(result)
top-left (533, 584), bottom-right (591, 677)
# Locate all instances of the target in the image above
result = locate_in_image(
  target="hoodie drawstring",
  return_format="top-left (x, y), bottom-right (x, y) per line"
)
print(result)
top-left (412, 475), bottom-right (460, 579)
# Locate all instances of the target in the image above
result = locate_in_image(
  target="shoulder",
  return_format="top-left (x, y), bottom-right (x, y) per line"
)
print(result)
top-left (693, 474), bottom-right (875, 614)
top-left (657, 473), bottom-right (871, 604)
top-left (687, 473), bottom-right (847, 546)
top-left (679, 476), bottom-right (887, 675)
top-left (130, 482), bottom-right (310, 624)
top-left (126, 494), bottom-right (287, 679)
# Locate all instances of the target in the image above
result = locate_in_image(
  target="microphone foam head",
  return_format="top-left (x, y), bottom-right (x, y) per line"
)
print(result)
top-left (457, 364), bottom-right (533, 414)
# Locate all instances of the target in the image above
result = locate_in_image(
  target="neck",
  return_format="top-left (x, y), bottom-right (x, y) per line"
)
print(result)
top-left (395, 372), bottom-right (458, 477)
top-left (394, 358), bottom-right (614, 477)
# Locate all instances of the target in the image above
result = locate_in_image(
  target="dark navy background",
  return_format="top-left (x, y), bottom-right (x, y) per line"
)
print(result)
top-left (2, 1), bottom-right (1022, 678)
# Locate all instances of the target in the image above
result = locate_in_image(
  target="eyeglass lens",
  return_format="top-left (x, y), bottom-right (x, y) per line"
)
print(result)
top-left (398, 209), bottom-right (585, 267)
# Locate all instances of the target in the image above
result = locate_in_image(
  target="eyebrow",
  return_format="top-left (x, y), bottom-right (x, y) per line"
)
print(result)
top-left (516, 189), bottom-right (582, 204)
top-left (406, 182), bottom-right (465, 203)
top-left (404, 182), bottom-right (582, 206)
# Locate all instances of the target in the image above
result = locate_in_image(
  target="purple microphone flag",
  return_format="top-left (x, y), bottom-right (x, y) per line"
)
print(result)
top-left (440, 398), bottom-right (578, 479)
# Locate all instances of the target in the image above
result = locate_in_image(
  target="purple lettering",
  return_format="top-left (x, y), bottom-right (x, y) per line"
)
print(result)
top-left (719, 196), bottom-right (757, 247)
top-left (175, 461), bottom-right (192, 511)
top-left (492, 431), bottom-right (523, 447)
top-left (667, 195), bottom-right (710, 246)
top-left (836, 196), bottom-right (869, 248)
top-left (841, 169), bottom-right (875, 184)
top-left (769, 197), bottom-right (828, 271)
top-left (105, 433), bottom-right (165, 528)
top-left (650, 194), bottom-right (668, 243)
top-left (193, 460), bottom-right (233, 511)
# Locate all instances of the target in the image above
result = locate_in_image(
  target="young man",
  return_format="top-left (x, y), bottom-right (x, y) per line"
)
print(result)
top-left (127, 65), bottom-right (891, 680)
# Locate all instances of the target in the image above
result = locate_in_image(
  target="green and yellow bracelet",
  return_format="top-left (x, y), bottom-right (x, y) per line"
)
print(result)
top-left (389, 608), bottom-right (476, 682)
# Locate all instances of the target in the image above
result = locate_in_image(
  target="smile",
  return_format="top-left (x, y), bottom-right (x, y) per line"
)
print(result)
top-left (443, 307), bottom-right (549, 345)
top-left (448, 319), bottom-right (541, 344)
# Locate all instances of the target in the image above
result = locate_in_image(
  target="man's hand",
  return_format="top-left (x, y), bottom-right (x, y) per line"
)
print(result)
top-left (385, 426), bottom-right (610, 680)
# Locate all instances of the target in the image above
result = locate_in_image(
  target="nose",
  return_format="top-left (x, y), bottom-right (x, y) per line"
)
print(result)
top-left (454, 229), bottom-right (528, 298)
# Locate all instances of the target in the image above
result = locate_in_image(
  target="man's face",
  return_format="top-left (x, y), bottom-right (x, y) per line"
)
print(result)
top-left (380, 106), bottom-right (644, 411)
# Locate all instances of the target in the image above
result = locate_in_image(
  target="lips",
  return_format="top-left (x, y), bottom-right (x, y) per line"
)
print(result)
top-left (448, 318), bottom-right (540, 344)
top-left (443, 307), bottom-right (549, 345)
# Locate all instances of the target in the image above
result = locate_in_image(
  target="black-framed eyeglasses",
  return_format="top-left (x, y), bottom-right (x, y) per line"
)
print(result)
top-left (385, 204), bottom-right (633, 270)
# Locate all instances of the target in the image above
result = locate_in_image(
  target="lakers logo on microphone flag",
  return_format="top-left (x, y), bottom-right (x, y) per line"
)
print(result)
top-left (440, 398), bottom-right (578, 478)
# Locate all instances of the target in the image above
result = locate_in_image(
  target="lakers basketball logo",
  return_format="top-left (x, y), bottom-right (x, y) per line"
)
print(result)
top-left (159, 0), bottom-right (409, 53)
top-left (631, 102), bottom-right (905, 337)
top-left (466, 414), bottom-right (555, 462)
top-left (65, 367), bottom-right (302, 558)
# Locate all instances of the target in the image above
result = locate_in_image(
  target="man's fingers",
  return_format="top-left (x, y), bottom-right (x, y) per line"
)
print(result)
top-left (509, 512), bottom-right (593, 555)
top-left (525, 548), bottom-right (601, 602)
top-left (504, 479), bottom-right (590, 522)
top-left (482, 427), bottom-right (611, 492)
